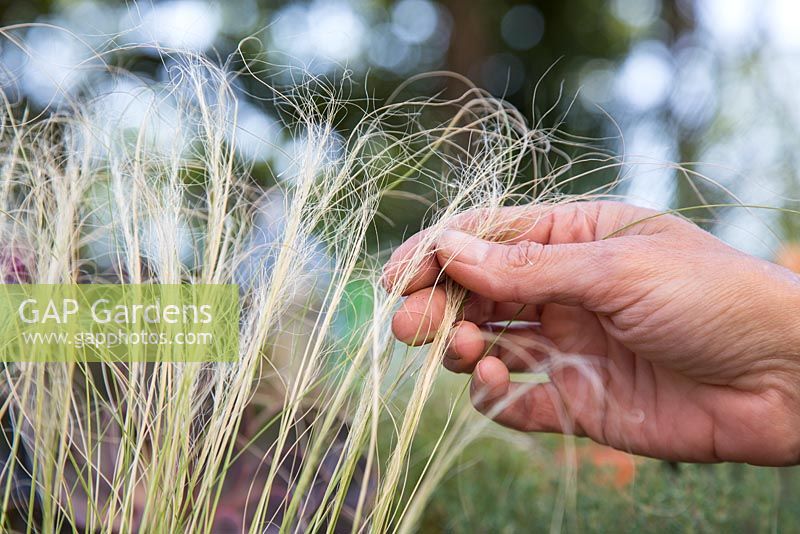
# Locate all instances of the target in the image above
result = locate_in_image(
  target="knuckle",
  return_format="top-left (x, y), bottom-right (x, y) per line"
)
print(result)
top-left (486, 241), bottom-right (544, 302)
top-left (556, 204), bottom-right (594, 242)
top-left (500, 240), bottom-right (542, 269)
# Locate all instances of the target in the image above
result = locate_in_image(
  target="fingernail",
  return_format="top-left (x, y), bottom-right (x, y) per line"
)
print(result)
top-left (474, 359), bottom-right (500, 404)
top-left (476, 358), bottom-right (488, 381)
top-left (439, 230), bottom-right (489, 266)
top-left (379, 266), bottom-right (393, 292)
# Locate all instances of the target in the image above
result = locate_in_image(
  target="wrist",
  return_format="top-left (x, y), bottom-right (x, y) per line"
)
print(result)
top-left (756, 260), bottom-right (800, 367)
top-left (790, 279), bottom-right (800, 357)
top-left (775, 271), bottom-right (800, 363)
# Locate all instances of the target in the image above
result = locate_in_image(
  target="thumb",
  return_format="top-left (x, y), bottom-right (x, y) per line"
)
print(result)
top-left (435, 229), bottom-right (620, 307)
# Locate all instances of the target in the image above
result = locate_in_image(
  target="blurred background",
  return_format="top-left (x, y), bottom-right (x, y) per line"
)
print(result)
top-left (2, 1), bottom-right (800, 530)
top-left (2, 0), bottom-right (800, 261)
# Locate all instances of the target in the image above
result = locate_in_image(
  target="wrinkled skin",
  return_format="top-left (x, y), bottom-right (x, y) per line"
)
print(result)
top-left (383, 201), bottom-right (800, 466)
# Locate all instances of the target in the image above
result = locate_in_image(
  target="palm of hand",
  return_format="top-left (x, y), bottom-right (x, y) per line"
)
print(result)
top-left (531, 301), bottom-right (790, 464)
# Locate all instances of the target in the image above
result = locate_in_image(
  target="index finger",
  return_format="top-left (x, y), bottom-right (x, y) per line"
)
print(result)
top-left (381, 229), bottom-right (443, 295)
top-left (382, 201), bottom-right (672, 295)
top-left (383, 202), bottom-right (594, 295)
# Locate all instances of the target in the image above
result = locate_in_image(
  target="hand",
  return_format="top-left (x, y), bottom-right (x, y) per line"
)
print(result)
top-left (383, 201), bottom-right (800, 465)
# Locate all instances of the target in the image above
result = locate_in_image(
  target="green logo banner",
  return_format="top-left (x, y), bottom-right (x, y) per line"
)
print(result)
top-left (0, 284), bottom-right (239, 362)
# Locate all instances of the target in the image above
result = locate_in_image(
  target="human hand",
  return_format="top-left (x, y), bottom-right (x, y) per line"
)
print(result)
top-left (383, 201), bottom-right (800, 465)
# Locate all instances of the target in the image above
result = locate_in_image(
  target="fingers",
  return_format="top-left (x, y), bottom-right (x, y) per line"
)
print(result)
top-left (392, 291), bottom-right (539, 350)
top-left (383, 201), bottom-right (671, 295)
top-left (470, 356), bottom-right (566, 433)
top-left (392, 289), bottom-right (553, 371)
top-left (391, 286), bottom-right (447, 345)
top-left (443, 320), bottom-right (484, 371)
top-left (444, 322), bottom-right (552, 374)
top-left (436, 229), bottom-right (618, 308)
top-left (470, 355), bottom-right (608, 437)
top-left (382, 231), bottom-right (442, 295)
top-left (383, 202), bottom-right (595, 295)
top-left (462, 295), bottom-right (539, 324)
